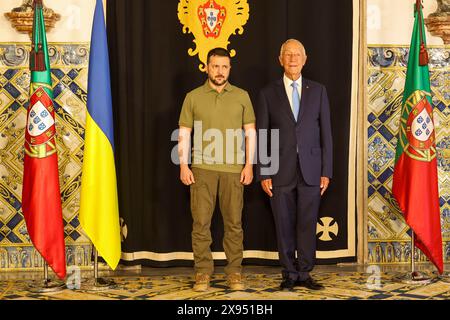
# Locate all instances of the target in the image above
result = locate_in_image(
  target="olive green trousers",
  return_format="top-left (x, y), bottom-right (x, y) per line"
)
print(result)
top-left (190, 167), bottom-right (244, 275)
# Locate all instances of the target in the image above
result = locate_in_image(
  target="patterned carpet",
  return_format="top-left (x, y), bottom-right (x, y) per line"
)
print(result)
top-left (1, 271), bottom-right (450, 300)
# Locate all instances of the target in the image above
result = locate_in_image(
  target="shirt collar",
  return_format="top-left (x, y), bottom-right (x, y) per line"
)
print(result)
top-left (203, 80), bottom-right (233, 93)
top-left (283, 74), bottom-right (302, 89)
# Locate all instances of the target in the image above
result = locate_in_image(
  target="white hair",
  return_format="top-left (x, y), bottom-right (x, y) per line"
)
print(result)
top-left (279, 39), bottom-right (306, 57)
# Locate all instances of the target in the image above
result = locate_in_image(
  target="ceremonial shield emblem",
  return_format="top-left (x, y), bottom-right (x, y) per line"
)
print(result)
top-left (28, 101), bottom-right (54, 139)
top-left (400, 90), bottom-right (436, 162)
top-left (25, 87), bottom-right (57, 159)
top-left (407, 99), bottom-right (434, 150)
top-left (178, 0), bottom-right (249, 71)
top-left (198, 0), bottom-right (226, 38)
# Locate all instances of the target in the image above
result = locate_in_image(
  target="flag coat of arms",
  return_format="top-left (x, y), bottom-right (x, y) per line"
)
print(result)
top-left (22, 0), bottom-right (66, 279)
top-left (392, 0), bottom-right (443, 274)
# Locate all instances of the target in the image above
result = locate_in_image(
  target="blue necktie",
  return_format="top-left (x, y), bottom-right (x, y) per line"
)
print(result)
top-left (291, 81), bottom-right (300, 121)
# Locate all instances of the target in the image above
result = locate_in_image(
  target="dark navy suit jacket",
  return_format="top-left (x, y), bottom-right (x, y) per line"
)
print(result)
top-left (256, 77), bottom-right (333, 186)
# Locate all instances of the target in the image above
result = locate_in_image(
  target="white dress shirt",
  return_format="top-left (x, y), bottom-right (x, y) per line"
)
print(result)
top-left (283, 74), bottom-right (302, 115)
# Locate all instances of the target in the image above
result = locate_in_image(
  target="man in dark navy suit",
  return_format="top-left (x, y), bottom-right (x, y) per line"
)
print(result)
top-left (256, 39), bottom-right (333, 291)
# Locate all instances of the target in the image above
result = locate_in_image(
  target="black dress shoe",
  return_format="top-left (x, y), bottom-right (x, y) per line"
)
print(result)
top-left (295, 277), bottom-right (324, 290)
top-left (280, 278), bottom-right (296, 291)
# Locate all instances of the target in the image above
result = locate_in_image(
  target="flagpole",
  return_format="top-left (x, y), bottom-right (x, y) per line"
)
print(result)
top-left (81, 245), bottom-right (116, 291)
top-left (94, 247), bottom-right (99, 280)
top-left (29, 259), bottom-right (65, 293)
top-left (44, 260), bottom-right (48, 281)
top-left (436, 234), bottom-right (450, 282)
top-left (395, 231), bottom-right (434, 285)
top-left (409, 232), bottom-right (433, 283)
top-left (438, 267), bottom-right (450, 282)
top-left (411, 232), bottom-right (415, 274)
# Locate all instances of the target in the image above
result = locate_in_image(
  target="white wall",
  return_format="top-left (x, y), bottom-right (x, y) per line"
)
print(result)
top-left (3, 1), bottom-right (442, 45)
top-left (0, 0), bottom-right (96, 42)
top-left (367, 0), bottom-right (443, 45)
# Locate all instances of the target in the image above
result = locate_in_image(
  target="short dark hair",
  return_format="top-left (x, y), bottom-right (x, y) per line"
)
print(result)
top-left (207, 47), bottom-right (231, 65)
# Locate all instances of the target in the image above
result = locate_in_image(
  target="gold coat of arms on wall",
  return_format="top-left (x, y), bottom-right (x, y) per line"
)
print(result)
top-left (178, 0), bottom-right (250, 71)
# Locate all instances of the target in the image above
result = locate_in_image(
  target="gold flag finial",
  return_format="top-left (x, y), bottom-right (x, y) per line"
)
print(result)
top-left (4, 0), bottom-right (60, 38)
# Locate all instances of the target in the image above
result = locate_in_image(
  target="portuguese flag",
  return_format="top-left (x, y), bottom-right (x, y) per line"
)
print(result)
top-left (21, 0), bottom-right (66, 279)
top-left (392, 0), bottom-right (443, 274)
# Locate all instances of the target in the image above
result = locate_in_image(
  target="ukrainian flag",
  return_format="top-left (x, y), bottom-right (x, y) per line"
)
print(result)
top-left (80, 0), bottom-right (121, 270)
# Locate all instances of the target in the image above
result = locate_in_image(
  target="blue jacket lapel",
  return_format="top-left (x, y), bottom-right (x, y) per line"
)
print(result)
top-left (297, 78), bottom-right (310, 125)
top-left (275, 79), bottom-right (296, 123)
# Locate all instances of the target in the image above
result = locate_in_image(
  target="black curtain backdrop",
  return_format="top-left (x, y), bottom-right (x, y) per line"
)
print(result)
top-left (106, 0), bottom-right (355, 266)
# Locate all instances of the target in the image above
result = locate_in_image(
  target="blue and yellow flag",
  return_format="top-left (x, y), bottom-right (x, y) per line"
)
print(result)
top-left (80, 0), bottom-right (121, 270)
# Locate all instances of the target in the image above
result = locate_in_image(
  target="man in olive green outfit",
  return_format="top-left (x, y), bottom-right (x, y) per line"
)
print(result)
top-left (178, 48), bottom-right (256, 291)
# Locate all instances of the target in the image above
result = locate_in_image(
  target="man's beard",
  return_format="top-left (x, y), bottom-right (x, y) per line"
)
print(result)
top-left (209, 75), bottom-right (228, 86)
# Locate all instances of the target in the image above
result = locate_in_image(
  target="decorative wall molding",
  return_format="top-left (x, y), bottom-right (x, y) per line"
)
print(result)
top-left (425, 0), bottom-right (450, 44)
top-left (4, 0), bottom-right (61, 37)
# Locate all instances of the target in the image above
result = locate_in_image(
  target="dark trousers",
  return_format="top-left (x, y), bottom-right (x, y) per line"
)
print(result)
top-left (270, 163), bottom-right (321, 281)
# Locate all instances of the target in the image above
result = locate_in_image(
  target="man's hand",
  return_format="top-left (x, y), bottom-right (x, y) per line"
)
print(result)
top-left (240, 164), bottom-right (253, 185)
top-left (261, 178), bottom-right (273, 197)
top-left (320, 177), bottom-right (330, 196)
top-left (180, 165), bottom-right (195, 186)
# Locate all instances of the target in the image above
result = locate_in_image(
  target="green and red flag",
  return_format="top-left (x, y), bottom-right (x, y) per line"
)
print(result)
top-left (392, 0), bottom-right (443, 274)
top-left (21, 0), bottom-right (66, 279)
